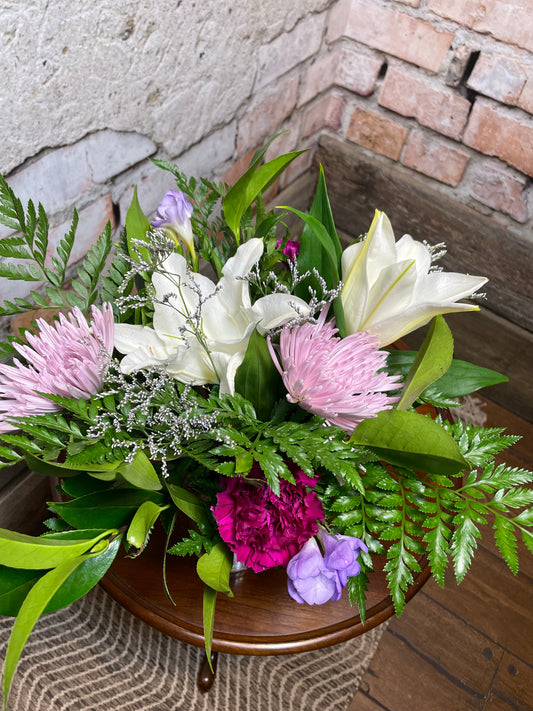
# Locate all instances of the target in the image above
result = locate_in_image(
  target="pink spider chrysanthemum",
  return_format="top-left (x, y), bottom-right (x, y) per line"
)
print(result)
top-left (268, 308), bottom-right (401, 433)
top-left (0, 304), bottom-right (114, 432)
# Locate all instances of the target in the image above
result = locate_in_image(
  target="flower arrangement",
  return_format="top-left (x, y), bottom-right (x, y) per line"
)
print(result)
top-left (0, 141), bottom-right (532, 707)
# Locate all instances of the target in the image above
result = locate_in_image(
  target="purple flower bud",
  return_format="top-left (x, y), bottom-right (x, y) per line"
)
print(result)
top-left (286, 537), bottom-right (340, 604)
top-left (151, 190), bottom-right (195, 256)
top-left (275, 238), bottom-right (300, 262)
top-left (320, 531), bottom-right (368, 586)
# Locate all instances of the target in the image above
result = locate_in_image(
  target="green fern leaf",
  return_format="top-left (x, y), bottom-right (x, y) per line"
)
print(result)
top-left (493, 515), bottom-right (518, 575)
top-left (347, 567), bottom-right (369, 625)
top-left (0, 237), bottom-right (32, 260)
top-left (451, 510), bottom-right (481, 583)
top-left (33, 202), bottom-right (49, 268)
top-left (0, 262), bottom-right (42, 281)
top-left (383, 540), bottom-right (415, 615)
top-left (71, 223), bottom-right (113, 311)
top-left (521, 528), bottom-right (533, 556)
top-left (0, 174), bottom-right (26, 232)
top-left (493, 488), bottom-right (533, 509)
top-left (54, 210), bottom-right (78, 281)
top-left (423, 516), bottom-right (451, 587)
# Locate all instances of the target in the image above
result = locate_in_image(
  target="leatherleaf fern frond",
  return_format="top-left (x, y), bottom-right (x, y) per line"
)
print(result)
top-left (319, 422), bottom-right (533, 615)
top-left (0, 175), bottom-right (113, 333)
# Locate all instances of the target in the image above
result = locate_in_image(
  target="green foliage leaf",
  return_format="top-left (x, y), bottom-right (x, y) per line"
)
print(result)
top-left (118, 450), bottom-right (162, 491)
top-left (350, 409), bottom-right (469, 476)
top-left (397, 316), bottom-right (453, 410)
top-left (166, 484), bottom-right (211, 526)
top-left (222, 150), bottom-right (304, 241)
top-left (202, 585), bottom-right (217, 669)
top-left (0, 567), bottom-right (44, 617)
top-left (48, 490), bottom-right (166, 530)
top-left (196, 543), bottom-right (233, 594)
top-left (44, 534), bottom-right (121, 613)
top-left (234, 328), bottom-right (284, 421)
top-left (2, 555), bottom-right (87, 709)
top-left (387, 351), bottom-right (508, 402)
top-left (0, 528), bottom-right (115, 570)
top-left (24, 451), bottom-right (121, 478)
top-left (127, 502), bottom-right (167, 549)
top-left (60, 474), bottom-right (115, 499)
top-left (126, 186), bottom-right (151, 263)
top-left (289, 207), bottom-right (340, 299)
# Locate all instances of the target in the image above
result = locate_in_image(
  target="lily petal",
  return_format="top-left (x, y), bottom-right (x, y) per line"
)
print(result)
top-left (341, 210), bottom-right (488, 345)
top-left (252, 293), bottom-right (311, 334)
top-left (366, 301), bottom-right (482, 346)
top-left (114, 324), bottom-right (174, 373)
top-left (222, 238), bottom-right (264, 279)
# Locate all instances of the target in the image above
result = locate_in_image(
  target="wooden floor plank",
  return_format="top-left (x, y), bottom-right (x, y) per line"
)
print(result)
top-left (348, 397), bottom-right (533, 711)
top-left (484, 651), bottom-right (533, 711)
top-left (389, 591), bottom-right (503, 696)
top-left (346, 691), bottom-right (389, 711)
top-left (353, 629), bottom-right (484, 711)
top-left (425, 550), bottom-right (533, 666)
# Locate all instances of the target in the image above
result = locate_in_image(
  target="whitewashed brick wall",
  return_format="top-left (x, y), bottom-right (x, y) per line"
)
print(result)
top-left (1, 0), bottom-right (532, 318)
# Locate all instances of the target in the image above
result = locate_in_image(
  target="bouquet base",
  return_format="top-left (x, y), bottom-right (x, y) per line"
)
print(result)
top-left (99, 525), bottom-right (431, 688)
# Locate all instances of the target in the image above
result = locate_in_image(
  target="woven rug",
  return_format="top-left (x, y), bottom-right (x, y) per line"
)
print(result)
top-left (0, 397), bottom-right (485, 710)
top-left (0, 585), bottom-right (384, 711)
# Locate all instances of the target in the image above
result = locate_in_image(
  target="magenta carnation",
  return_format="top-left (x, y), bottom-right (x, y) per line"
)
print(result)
top-left (212, 466), bottom-right (325, 572)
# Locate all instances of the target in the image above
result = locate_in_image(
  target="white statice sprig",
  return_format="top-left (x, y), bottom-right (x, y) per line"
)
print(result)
top-left (88, 363), bottom-right (219, 475)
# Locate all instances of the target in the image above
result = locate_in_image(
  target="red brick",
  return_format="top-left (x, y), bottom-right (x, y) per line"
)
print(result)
top-left (301, 95), bottom-right (345, 138)
top-left (279, 145), bottom-right (316, 190)
top-left (264, 115), bottom-right (301, 163)
top-left (379, 66), bottom-right (471, 140)
top-left (472, 163), bottom-right (529, 223)
top-left (347, 107), bottom-right (409, 160)
top-left (327, 0), bottom-right (453, 73)
top-left (467, 53), bottom-right (527, 105)
top-left (402, 130), bottom-right (470, 186)
top-left (299, 47), bottom-right (382, 106)
top-left (237, 76), bottom-right (299, 155)
top-left (445, 45), bottom-right (475, 87)
top-left (518, 79), bottom-right (533, 114)
top-left (463, 99), bottom-right (533, 177)
top-left (427, 0), bottom-right (533, 53)
top-left (222, 148), bottom-right (257, 186)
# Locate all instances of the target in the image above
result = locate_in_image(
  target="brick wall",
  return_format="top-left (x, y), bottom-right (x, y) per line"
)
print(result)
top-left (1, 0), bottom-right (531, 332)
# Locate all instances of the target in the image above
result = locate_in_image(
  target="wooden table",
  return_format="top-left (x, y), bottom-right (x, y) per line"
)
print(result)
top-left (100, 525), bottom-right (431, 690)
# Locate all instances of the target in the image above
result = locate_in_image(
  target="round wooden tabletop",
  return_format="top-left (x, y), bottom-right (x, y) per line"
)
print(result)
top-left (100, 525), bottom-right (431, 656)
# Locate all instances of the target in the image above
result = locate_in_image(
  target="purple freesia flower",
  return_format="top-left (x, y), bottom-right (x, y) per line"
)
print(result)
top-left (151, 189), bottom-right (195, 258)
top-left (320, 531), bottom-right (368, 586)
top-left (286, 531), bottom-right (368, 605)
top-left (286, 537), bottom-right (340, 604)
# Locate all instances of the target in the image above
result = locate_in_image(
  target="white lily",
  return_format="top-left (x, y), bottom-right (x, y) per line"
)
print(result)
top-left (114, 238), bottom-right (310, 394)
top-left (340, 211), bottom-right (488, 346)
